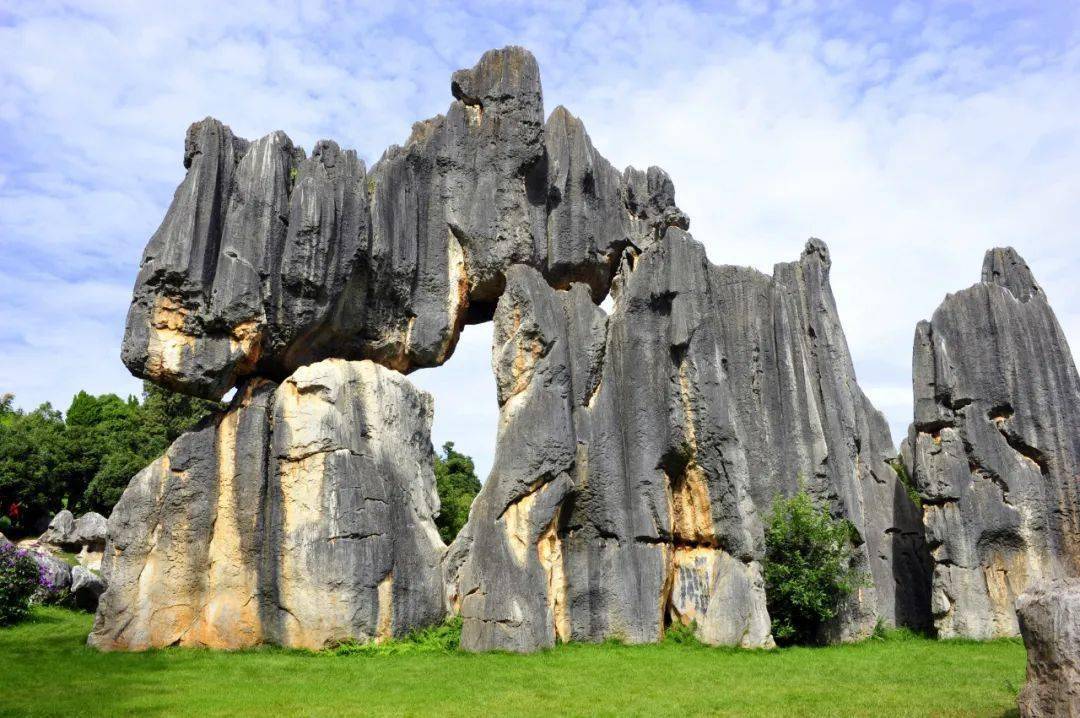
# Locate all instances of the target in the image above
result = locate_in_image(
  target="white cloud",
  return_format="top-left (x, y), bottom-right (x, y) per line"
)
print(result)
top-left (1, 1), bottom-right (1078, 479)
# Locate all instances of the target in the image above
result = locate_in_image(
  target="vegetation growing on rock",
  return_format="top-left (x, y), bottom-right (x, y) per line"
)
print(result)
top-left (763, 490), bottom-right (866, 645)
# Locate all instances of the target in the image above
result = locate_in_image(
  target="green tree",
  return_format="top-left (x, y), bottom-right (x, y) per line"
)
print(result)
top-left (433, 442), bottom-right (480, 544)
top-left (0, 403), bottom-right (69, 531)
top-left (763, 490), bottom-right (867, 645)
top-left (140, 381), bottom-right (220, 452)
top-left (0, 385), bottom-right (220, 528)
top-left (71, 384), bottom-right (219, 514)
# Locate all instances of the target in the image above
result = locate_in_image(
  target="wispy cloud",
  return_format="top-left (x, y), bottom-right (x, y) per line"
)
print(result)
top-left (2, 1), bottom-right (1078, 478)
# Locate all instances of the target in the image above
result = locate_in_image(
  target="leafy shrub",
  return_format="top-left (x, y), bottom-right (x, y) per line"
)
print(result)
top-left (333, 617), bottom-right (463, 656)
top-left (663, 620), bottom-right (702, 646)
top-left (0, 543), bottom-right (45, 625)
top-left (763, 490), bottom-right (866, 645)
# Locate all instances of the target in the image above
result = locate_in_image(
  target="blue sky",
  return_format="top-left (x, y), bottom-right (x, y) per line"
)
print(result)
top-left (1, 0), bottom-right (1078, 479)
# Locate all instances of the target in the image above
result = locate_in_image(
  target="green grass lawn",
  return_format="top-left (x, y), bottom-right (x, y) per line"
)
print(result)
top-left (0, 607), bottom-right (1024, 718)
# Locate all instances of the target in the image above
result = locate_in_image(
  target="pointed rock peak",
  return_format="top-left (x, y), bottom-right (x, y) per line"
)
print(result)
top-left (801, 237), bottom-right (831, 268)
top-left (547, 104), bottom-right (582, 128)
top-left (451, 45), bottom-right (542, 109)
top-left (981, 246), bottom-right (1042, 302)
top-left (184, 117), bottom-right (229, 165)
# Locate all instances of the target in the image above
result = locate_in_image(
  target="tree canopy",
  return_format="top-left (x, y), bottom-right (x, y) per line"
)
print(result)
top-left (0, 383), bottom-right (219, 534)
top-left (433, 442), bottom-right (481, 544)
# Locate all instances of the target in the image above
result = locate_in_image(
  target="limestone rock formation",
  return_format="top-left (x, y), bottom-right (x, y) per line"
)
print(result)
top-left (41, 510), bottom-right (107, 552)
top-left (902, 248), bottom-right (1080, 638)
top-left (121, 46), bottom-right (685, 399)
top-left (447, 230), bottom-right (930, 652)
top-left (112, 43), bottom-right (935, 655)
top-left (71, 513), bottom-right (108, 550)
top-left (40, 509), bottom-right (75, 546)
top-left (71, 566), bottom-right (106, 612)
top-left (1017, 578), bottom-right (1080, 717)
top-left (89, 359), bottom-right (445, 650)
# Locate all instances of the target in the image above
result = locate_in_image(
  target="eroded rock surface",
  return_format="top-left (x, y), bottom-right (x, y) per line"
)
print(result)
top-left (448, 231), bottom-right (930, 652)
top-left (121, 46), bottom-right (685, 399)
top-left (902, 248), bottom-right (1080, 639)
top-left (1017, 578), bottom-right (1080, 717)
top-left (89, 359), bottom-right (445, 650)
top-left (71, 566), bottom-right (106, 612)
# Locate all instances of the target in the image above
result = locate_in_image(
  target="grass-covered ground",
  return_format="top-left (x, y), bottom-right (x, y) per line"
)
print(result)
top-left (0, 607), bottom-right (1024, 717)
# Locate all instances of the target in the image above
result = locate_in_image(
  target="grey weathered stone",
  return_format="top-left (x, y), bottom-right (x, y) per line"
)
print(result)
top-left (71, 512), bottom-right (107, 550)
top-left (89, 359), bottom-right (445, 650)
top-left (39, 509), bottom-right (75, 546)
top-left (71, 566), bottom-right (106, 612)
top-left (121, 47), bottom-right (684, 399)
top-left (41, 510), bottom-right (107, 552)
top-left (902, 248), bottom-right (1080, 639)
top-left (1017, 578), bottom-right (1080, 717)
top-left (449, 231), bottom-right (930, 652)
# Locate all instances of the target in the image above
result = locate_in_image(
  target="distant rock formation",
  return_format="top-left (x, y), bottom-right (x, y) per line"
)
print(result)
top-left (1017, 578), bottom-right (1080, 717)
top-left (89, 360), bottom-right (445, 650)
top-left (446, 231), bottom-right (930, 652)
top-left (40, 509), bottom-right (107, 553)
top-left (120, 47), bottom-right (686, 400)
top-left (903, 248), bottom-right (1080, 638)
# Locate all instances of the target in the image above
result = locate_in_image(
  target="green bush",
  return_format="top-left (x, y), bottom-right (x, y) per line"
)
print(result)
top-left (332, 617), bottom-right (463, 656)
top-left (763, 490), bottom-right (866, 645)
top-left (433, 443), bottom-right (480, 543)
top-left (0, 543), bottom-right (43, 625)
top-left (662, 620), bottom-right (702, 646)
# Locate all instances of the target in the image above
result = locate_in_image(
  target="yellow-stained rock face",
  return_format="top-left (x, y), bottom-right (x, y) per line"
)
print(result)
top-left (89, 359), bottom-right (447, 652)
top-left (668, 464), bottom-right (715, 547)
top-left (187, 400), bottom-right (259, 649)
top-left (537, 512), bottom-right (569, 643)
top-left (376, 573), bottom-right (395, 643)
top-left (502, 487), bottom-right (540, 567)
top-left (229, 320), bottom-right (264, 377)
top-left (145, 295), bottom-right (195, 382)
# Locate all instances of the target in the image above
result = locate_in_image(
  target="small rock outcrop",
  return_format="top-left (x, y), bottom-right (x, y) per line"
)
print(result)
top-left (903, 248), bottom-right (1080, 638)
top-left (71, 513), bottom-right (108, 550)
top-left (90, 359), bottom-right (445, 650)
top-left (40, 510), bottom-right (75, 546)
top-left (121, 46), bottom-right (685, 400)
top-left (71, 566), bottom-right (106, 612)
top-left (1017, 578), bottom-right (1080, 717)
top-left (40, 510), bottom-right (107, 552)
top-left (447, 230), bottom-right (930, 652)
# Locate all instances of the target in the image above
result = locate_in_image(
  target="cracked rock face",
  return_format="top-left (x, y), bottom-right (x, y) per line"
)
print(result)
top-left (89, 359), bottom-right (445, 651)
top-left (1017, 578), bottom-right (1080, 717)
top-left (121, 46), bottom-right (685, 400)
top-left (447, 230), bottom-right (930, 652)
top-left (902, 248), bottom-right (1080, 639)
